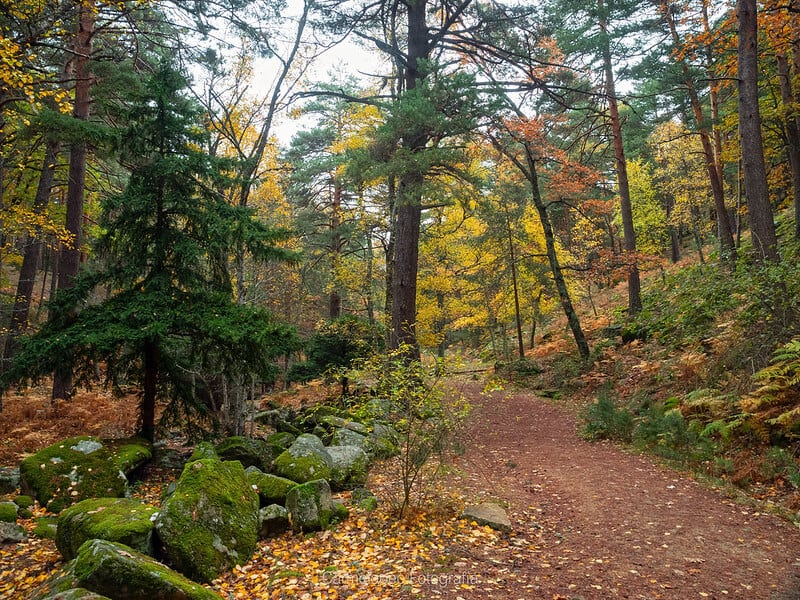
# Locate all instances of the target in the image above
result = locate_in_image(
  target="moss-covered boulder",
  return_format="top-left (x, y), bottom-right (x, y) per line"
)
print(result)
top-left (0, 501), bottom-right (17, 522)
top-left (351, 488), bottom-right (378, 511)
top-left (265, 432), bottom-right (296, 455)
top-left (327, 446), bottom-right (369, 490)
top-left (330, 427), bottom-right (368, 449)
top-left (155, 458), bottom-right (259, 583)
top-left (19, 436), bottom-right (152, 513)
top-left (245, 467), bottom-right (297, 506)
top-left (215, 436), bottom-right (274, 472)
top-left (319, 415), bottom-right (369, 435)
top-left (272, 435), bottom-right (333, 484)
top-left (70, 539), bottom-right (220, 599)
top-left (285, 479), bottom-right (334, 533)
top-left (56, 497), bottom-right (159, 561)
top-left (187, 442), bottom-right (218, 463)
top-left (367, 423), bottom-right (401, 459)
top-left (37, 588), bottom-right (112, 600)
top-left (258, 504), bottom-right (290, 538)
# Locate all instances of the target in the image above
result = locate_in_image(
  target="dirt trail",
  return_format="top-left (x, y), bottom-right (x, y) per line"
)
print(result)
top-left (439, 384), bottom-right (800, 600)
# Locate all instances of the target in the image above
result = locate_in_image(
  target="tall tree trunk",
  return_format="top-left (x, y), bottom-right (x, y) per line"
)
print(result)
top-left (53, 2), bottom-right (94, 400)
top-left (599, 0), bottom-right (641, 314)
top-left (390, 0), bottom-right (430, 355)
top-left (503, 206), bottom-right (525, 359)
top-left (2, 139), bottom-right (61, 369)
top-left (662, 0), bottom-right (736, 261)
top-left (329, 178), bottom-right (342, 319)
top-left (737, 0), bottom-right (779, 261)
top-left (777, 52), bottom-right (800, 242)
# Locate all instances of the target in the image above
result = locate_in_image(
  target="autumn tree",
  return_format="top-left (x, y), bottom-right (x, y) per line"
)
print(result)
top-left (0, 63), bottom-right (297, 439)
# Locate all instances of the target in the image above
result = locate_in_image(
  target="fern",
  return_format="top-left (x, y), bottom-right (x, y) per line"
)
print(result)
top-left (741, 339), bottom-right (800, 438)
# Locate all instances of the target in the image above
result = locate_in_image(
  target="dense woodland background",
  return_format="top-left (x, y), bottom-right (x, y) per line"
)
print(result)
top-left (0, 0), bottom-right (799, 488)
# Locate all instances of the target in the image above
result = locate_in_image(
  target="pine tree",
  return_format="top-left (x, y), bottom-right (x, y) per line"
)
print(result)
top-left (0, 62), bottom-right (297, 439)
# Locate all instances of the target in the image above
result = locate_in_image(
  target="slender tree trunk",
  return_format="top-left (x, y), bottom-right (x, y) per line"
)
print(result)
top-left (2, 140), bottom-right (60, 369)
top-left (329, 178), bottom-right (342, 319)
top-left (525, 150), bottom-right (590, 360)
top-left (776, 53), bottom-right (800, 241)
top-left (503, 206), bottom-right (525, 359)
top-left (53, 3), bottom-right (94, 400)
top-left (737, 0), bottom-right (779, 261)
top-left (599, 0), bottom-right (641, 314)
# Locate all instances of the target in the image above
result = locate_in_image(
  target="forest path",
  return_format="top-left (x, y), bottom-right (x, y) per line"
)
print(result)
top-left (433, 382), bottom-right (800, 600)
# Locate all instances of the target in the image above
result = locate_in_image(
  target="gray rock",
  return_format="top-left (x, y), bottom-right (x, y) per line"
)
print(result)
top-left (461, 502), bottom-right (512, 532)
top-left (216, 436), bottom-right (274, 472)
top-left (0, 466), bottom-right (20, 495)
top-left (272, 435), bottom-right (333, 484)
top-left (368, 423), bottom-right (401, 459)
top-left (327, 446), bottom-right (369, 490)
top-left (37, 589), bottom-right (111, 600)
top-left (258, 504), bottom-right (290, 538)
top-left (330, 428), bottom-right (368, 449)
top-left (155, 457), bottom-right (259, 583)
top-left (71, 539), bottom-right (219, 599)
top-left (286, 479), bottom-right (334, 533)
top-left (319, 415), bottom-right (369, 435)
top-left (0, 521), bottom-right (27, 544)
top-left (351, 488), bottom-right (378, 511)
top-left (56, 497), bottom-right (159, 561)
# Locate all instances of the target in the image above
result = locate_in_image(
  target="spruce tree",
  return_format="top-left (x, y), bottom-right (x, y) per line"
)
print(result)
top-left (0, 62), bottom-right (297, 440)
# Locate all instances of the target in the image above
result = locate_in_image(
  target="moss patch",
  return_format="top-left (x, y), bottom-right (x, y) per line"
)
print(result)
top-left (72, 539), bottom-right (219, 599)
top-left (56, 497), bottom-right (159, 561)
top-left (245, 469), bottom-right (297, 506)
top-left (155, 458), bottom-right (259, 583)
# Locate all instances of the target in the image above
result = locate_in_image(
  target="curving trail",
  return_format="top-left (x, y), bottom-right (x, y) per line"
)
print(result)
top-left (435, 383), bottom-right (800, 600)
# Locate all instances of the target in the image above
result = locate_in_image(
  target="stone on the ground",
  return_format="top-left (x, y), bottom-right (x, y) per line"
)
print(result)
top-left (186, 441), bottom-right (217, 463)
top-left (216, 436), bottom-right (274, 472)
top-left (461, 502), bottom-right (512, 532)
top-left (272, 435), bottom-right (333, 484)
top-left (0, 501), bottom-right (17, 522)
top-left (19, 436), bottom-right (151, 513)
top-left (38, 589), bottom-right (112, 600)
top-left (56, 497), bottom-right (159, 561)
top-left (331, 500), bottom-right (349, 523)
top-left (245, 467), bottom-right (297, 506)
top-left (286, 479), bottom-right (334, 533)
top-left (319, 415), bottom-right (369, 435)
top-left (258, 504), bottom-right (290, 538)
top-left (367, 423), bottom-right (401, 459)
top-left (0, 466), bottom-right (20, 495)
top-left (155, 457), bottom-right (259, 583)
top-left (0, 520), bottom-right (27, 544)
top-left (351, 488), bottom-right (378, 511)
top-left (327, 446), bottom-right (369, 490)
top-left (265, 432), bottom-right (296, 458)
top-left (70, 539), bottom-right (219, 599)
top-left (330, 427), bottom-right (368, 449)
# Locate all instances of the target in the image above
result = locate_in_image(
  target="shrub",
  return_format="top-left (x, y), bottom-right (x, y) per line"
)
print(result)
top-left (582, 394), bottom-right (634, 442)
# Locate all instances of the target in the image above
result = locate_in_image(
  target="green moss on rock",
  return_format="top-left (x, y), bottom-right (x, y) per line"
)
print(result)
top-left (286, 479), bottom-right (333, 533)
top-left (272, 437), bottom-right (333, 484)
top-left (19, 436), bottom-right (151, 513)
top-left (155, 458), bottom-right (259, 583)
top-left (72, 539), bottom-right (220, 599)
top-left (216, 436), bottom-right (273, 472)
top-left (14, 494), bottom-right (35, 509)
top-left (56, 497), bottom-right (159, 561)
top-left (36, 588), bottom-right (112, 600)
top-left (0, 501), bottom-right (18, 522)
top-left (33, 516), bottom-right (59, 539)
top-left (245, 468), bottom-right (297, 506)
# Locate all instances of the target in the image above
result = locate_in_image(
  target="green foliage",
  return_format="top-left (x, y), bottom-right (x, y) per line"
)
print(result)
top-left (758, 447), bottom-right (800, 488)
top-left (581, 393), bottom-right (634, 442)
top-left (345, 346), bottom-right (471, 517)
top-left (0, 62), bottom-right (298, 438)
top-left (288, 315), bottom-right (384, 383)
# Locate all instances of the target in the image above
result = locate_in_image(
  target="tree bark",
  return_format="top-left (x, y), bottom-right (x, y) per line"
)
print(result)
top-left (2, 139), bottom-right (60, 369)
top-left (599, 0), bottom-right (641, 314)
top-left (776, 52), bottom-right (800, 242)
top-left (662, 0), bottom-right (736, 261)
top-left (737, 0), bottom-right (779, 261)
top-left (141, 338), bottom-right (158, 442)
top-left (53, 2), bottom-right (94, 400)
